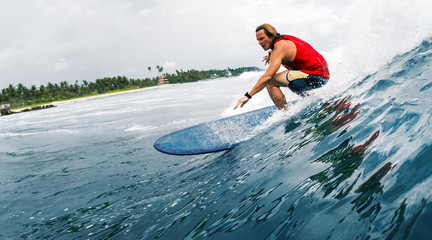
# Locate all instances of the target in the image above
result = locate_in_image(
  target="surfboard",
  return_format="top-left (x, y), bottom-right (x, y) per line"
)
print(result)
top-left (154, 105), bottom-right (278, 155)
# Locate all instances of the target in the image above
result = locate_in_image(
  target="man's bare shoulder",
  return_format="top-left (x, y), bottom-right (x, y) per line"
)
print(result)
top-left (274, 40), bottom-right (296, 61)
top-left (274, 39), bottom-right (295, 50)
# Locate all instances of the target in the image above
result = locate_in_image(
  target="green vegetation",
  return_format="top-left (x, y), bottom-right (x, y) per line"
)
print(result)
top-left (0, 66), bottom-right (259, 109)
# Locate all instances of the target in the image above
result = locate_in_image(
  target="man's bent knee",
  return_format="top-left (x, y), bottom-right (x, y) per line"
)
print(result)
top-left (266, 78), bottom-right (280, 88)
top-left (273, 71), bottom-right (290, 87)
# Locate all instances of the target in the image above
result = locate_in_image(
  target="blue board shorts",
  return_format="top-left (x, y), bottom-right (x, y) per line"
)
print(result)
top-left (286, 70), bottom-right (328, 96)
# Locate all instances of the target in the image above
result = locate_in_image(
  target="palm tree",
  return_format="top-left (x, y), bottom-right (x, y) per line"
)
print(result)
top-left (82, 80), bottom-right (89, 94)
top-left (30, 85), bottom-right (38, 99)
top-left (156, 65), bottom-right (164, 74)
top-left (148, 66), bottom-right (152, 77)
top-left (6, 84), bottom-right (16, 107)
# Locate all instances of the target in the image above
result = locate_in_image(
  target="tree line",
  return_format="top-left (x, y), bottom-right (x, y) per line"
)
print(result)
top-left (0, 67), bottom-right (259, 109)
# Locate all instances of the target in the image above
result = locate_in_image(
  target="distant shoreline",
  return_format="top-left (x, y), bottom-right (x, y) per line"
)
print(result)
top-left (6, 84), bottom-right (172, 115)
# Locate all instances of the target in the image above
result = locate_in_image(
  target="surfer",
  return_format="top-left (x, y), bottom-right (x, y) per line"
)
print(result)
top-left (234, 23), bottom-right (330, 110)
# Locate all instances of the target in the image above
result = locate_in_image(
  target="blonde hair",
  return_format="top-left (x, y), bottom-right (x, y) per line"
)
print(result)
top-left (256, 23), bottom-right (279, 39)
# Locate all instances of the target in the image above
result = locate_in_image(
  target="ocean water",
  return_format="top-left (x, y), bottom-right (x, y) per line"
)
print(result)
top-left (1, 36), bottom-right (432, 239)
top-left (2, 1), bottom-right (432, 238)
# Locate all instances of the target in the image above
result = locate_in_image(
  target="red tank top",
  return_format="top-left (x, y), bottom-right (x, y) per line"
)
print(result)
top-left (274, 35), bottom-right (330, 79)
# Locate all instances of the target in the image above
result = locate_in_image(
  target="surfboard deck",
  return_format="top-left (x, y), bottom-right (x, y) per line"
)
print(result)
top-left (154, 105), bottom-right (278, 155)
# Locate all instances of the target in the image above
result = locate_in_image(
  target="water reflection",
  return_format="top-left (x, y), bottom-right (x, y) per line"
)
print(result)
top-left (304, 96), bottom-right (387, 219)
top-left (382, 198), bottom-right (426, 239)
top-left (266, 130), bottom-right (391, 239)
top-left (285, 96), bottom-right (361, 156)
top-left (352, 162), bottom-right (392, 220)
top-left (310, 130), bottom-right (380, 199)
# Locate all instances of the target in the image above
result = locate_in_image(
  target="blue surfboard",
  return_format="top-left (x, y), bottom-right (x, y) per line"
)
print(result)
top-left (154, 106), bottom-right (278, 155)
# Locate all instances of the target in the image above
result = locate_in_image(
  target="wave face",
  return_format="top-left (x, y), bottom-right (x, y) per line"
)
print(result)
top-left (1, 30), bottom-right (432, 240)
top-left (126, 38), bottom-right (432, 240)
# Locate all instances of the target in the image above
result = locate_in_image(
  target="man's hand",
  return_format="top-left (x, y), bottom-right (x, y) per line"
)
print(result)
top-left (233, 96), bottom-right (250, 110)
top-left (262, 51), bottom-right (271, 65)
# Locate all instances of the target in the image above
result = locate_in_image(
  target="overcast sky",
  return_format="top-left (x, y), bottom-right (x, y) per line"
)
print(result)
top-left (0, 0), bottom-right (431, 89)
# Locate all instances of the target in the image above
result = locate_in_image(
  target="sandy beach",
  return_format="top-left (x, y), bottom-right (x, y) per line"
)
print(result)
top-left (51, 85), bottom-right (167, 106)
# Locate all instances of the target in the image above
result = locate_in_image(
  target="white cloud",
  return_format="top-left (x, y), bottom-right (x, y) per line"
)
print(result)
top-left (55, 58), bottom-right (70, 72)
top-left (138, 8), bottom-right (153, 17)
top-left (163, 61), bottom-right (176, 69)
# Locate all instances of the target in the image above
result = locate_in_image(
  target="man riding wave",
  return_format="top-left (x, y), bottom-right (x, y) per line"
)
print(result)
top-left (234, 23), bottom-right (329, 110)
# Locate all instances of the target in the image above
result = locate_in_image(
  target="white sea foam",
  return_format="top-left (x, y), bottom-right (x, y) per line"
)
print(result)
top-left (124, 124), bottom-right (158, 132)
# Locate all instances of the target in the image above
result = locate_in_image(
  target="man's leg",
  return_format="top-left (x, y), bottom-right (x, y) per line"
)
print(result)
top-left (266, 70), bottom-right (290, 109)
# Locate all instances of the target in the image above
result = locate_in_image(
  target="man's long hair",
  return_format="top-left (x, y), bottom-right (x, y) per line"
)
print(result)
top-left (255, 23), bottom-right (279, 38)
top-left (256, 23), bottom-right (282, 49)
